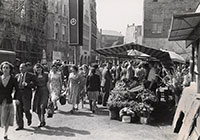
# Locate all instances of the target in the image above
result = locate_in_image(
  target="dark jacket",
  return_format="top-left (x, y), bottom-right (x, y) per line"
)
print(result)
top-left (86, 74), bottom-right (101, 92)
top-left (101, 68), bottom-right (112, 90)
top-left (15, 72), bottom-right (35, 99)
top-left (0, 75), bottom-right (19, 104)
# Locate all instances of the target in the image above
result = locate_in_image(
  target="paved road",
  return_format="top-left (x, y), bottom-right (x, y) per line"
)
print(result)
top-left (0, 103), bottom-right (177, 140)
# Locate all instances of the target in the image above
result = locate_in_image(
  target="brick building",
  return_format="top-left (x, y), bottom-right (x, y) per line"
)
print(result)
top-left (143, 0), bottom-right (200, 59)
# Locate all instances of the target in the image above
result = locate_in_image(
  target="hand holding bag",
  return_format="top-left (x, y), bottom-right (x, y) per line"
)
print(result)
top-left (47, 98), bottom-right (54, 118)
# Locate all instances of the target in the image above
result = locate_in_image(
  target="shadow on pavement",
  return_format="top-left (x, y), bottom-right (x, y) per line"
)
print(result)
top-left (24, 126), bottom-right (90, 137)
top-left (57, 110), bottom-right (94, 117)
top-left (96, 106), bottom-right (109, 116)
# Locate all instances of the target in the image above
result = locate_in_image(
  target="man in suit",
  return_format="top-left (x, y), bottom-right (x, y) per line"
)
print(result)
top-left (15, 63), bottom-right (35, 130)
top-left (101, 62), bottom-right (112, 106)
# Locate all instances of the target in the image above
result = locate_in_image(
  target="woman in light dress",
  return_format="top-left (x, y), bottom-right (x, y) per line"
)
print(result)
top-left (67, 65), bottom-right (81, 113)
top-left (49, 64), bottom-right (62, 110)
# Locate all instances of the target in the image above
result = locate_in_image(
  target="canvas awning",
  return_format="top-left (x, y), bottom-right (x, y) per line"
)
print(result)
top-left (168, 12), bottom-right (200, 41)
top-left (161, 49), bottom-right (185, 63)
top-left (95, 42), bottom-right (174, 70)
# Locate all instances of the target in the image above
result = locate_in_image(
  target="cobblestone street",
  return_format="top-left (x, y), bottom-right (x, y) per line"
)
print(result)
top-left (0, 103), bottom-right (177, 140)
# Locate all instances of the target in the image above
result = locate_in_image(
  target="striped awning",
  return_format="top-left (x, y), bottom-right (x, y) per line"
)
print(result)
top-left (95, 42), bottom-right (174, 70)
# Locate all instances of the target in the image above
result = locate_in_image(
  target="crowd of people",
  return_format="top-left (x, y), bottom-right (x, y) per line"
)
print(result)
top-left (0, 59), bottom-right (191, 139)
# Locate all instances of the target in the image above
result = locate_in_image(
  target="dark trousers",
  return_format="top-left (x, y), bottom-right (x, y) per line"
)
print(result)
top-left (16, 101), bottom-right (32, 128)
top-left (103, 89), bottom-right (110, 106)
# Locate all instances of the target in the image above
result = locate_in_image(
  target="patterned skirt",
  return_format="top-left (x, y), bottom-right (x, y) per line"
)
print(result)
top-left (0, 102), bottom-right (14, 127)
top-left (87, 91), bottom-right (99, 101)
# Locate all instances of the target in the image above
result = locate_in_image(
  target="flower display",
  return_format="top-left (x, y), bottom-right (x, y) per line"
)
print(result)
top-left (136, 102), bottom-right (154, 117)
top-left (136, 89), bottom-right (158, 103)
top-left (119, 107), bottom-right (135, 118)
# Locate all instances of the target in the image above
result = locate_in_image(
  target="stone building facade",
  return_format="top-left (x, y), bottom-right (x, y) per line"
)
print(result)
top-left (143, 0), bottom-right (200, 59)
top-left (0, 0), bottom-right (47, 63)
top-left (46, 0), bottom-right (70, 62)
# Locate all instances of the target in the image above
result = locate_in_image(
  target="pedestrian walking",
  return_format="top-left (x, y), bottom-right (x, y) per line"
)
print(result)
top-left (15, 63), bottom-right (35, 130)
top-left (67, 65), bottom-right (81, 113)
top-left (32, 63), bottom-right (49, 127)
top-left (0, 61), bottom-right (18, 140)
top-left (86, 68), bottom-right (101, 113)
top-left (49, 64), bottom-right (62, 110)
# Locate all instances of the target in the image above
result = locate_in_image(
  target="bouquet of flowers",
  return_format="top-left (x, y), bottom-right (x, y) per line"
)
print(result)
top-left (136, 102), bottom-right (154, 117)
top-left (136, 89), bottom-right (158, 104)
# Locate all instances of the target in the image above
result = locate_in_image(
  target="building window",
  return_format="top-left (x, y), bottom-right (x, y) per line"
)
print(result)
top-left (152, 23), bottom-right (163, 34)
top-left (62, 24), bottom-right (66, 41)
top-left (153, 0), bottom-right (158, 2)
top-left (54, 23), bottom-right (59, 40)
top-left (152, 14), bottom-right (163, 34)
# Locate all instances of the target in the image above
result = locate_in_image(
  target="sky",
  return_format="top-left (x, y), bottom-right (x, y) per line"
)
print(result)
top-left (96, 0), bottom-right (144, 35)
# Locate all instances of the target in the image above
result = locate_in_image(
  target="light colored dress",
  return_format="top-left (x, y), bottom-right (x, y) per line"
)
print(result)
top-left (68, 72), bottom-right (81, 105)
top-left (49, 71), bottom-right (62, 101)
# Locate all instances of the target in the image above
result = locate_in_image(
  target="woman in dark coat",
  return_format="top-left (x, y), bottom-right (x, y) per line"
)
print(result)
top-left (32, 63), bottom-right (49, 127)
top-left (86, 68), bottom-right (101, 113)
top-left (0, 61), bottom-right (19, 140)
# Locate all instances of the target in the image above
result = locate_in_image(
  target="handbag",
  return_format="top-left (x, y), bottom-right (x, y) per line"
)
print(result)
top-left (97, 92), bottom-right (103, 105)
top-left (59, 94), bottom-right (66, 105)
top-left (47, 98), bottom-right (54, 118)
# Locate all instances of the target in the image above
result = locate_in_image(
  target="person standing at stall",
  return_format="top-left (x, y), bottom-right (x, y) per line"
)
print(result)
top-left (146, 62), bottom-right (158, 93)
top-left (0, 61), bottom-right (19, 140)
top-left (15, 63), bottom-right (35, 130)
top-left (32, 63), bottom-right (49, 127)
top-left (115, 62), bottom-right (122, 82)
top-left (126, 61), bottom-right (135, 80)
top-left (101, 62), bottom-right (112, 106)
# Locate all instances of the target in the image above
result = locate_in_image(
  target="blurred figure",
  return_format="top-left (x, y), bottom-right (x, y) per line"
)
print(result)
top-left (67, 65), bottom-right (81, 113)
top-left (32, 63), bottom-right (49, 127)
top-left (86, 68), bottom-right (101, 113)
top-left (101, 62), bottom-right (112, 106)
top-left (49, 64), bottom-right (62, 110)
top-left (26, 62), bottom-right (34, 73)
top-left (15, 63), bottom-right (35, 130)
top-left (115, 61), bottom-right (122, 82)
top-left (126, 61), bottom-right (135, 80)
top-left (0, 61), bottom-right (18, 140)
top-left (61, 61), bottom-right (69, 87)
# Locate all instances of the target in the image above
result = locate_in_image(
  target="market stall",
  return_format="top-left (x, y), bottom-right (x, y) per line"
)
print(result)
top-left (95, 43), bottom-right (176, 124)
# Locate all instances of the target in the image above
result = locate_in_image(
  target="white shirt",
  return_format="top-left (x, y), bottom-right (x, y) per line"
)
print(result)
top-left (148, 67), bottom-right (156, 81)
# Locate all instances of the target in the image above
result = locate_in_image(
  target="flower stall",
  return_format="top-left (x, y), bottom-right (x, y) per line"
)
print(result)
top-left (107, 79), bottom-right (158, 124)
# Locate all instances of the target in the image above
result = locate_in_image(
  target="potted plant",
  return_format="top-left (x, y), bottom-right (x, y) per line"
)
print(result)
top-left (136, 102), bottom-right (154, 124)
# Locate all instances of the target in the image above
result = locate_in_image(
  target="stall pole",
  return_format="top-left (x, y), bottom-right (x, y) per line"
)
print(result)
top-left (197, 40), bottom-right (200, 93)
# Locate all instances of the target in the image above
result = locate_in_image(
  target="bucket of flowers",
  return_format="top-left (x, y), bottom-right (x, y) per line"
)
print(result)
top-left (119, 100), bottom-right (139, 123)
top-left (107, 92), bottom-right (126, 120)
top-left (119, 107), bottom-right (135, 123)
top-left (136, 102), bottom-right (154, 124)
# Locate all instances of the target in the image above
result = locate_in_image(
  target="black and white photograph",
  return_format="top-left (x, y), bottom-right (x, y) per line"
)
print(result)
top-left (0, 0), bottom-right (199, 139)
